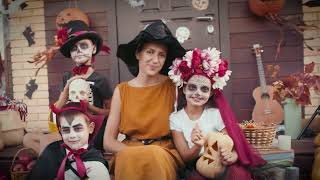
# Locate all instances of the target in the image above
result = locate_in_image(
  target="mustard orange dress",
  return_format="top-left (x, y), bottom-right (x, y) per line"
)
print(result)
top-left (113, 78), bottom-right (184, 180)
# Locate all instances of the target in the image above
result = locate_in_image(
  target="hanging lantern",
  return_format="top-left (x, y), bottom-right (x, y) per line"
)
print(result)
top-left (249, 0), bottom-right (286, 17)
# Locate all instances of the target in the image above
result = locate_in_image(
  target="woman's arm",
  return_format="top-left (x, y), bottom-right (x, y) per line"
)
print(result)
top-left (88, 99), bottom-right (111, 116)
top-left (103, 87), bottom-right (127, 153)
top-left (172, 130), bottom-right (202, 162)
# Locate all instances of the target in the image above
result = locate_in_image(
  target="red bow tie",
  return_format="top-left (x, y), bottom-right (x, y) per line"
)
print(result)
top-left (57, 143), bottom-right (88, 180)
top-left (72, 65), bottom-right (91, 76)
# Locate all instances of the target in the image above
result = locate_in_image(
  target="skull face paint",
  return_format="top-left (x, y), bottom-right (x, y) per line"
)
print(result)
top-left (184, 75), bottom-right (212, 107)
top-left (70, 39), bottom-right (96, 65)
top-left (69, 79), bottom-right (91, 102)
top-left (60, 114), bottom-right (93, 150)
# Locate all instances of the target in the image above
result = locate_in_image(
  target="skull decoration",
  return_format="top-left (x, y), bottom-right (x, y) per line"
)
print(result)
top-left (192, 0), bottom-right (209, 11)
top-left (69, 79), bottom-right (92, 103)
top-left (196, 131), bottom-right (234, 178)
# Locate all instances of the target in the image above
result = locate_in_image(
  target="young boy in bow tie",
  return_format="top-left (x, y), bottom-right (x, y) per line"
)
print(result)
top-left (28, 101), bottom-right (110, 180)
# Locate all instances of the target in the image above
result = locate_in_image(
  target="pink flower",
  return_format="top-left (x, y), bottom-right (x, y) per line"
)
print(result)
top-left (178, 61), bottom-right (192, 81)
top-left (56, 28), bottom-right (68, 46)
top-left (218, 59), bottom-right (229, 77)
top-left (192, 48), bottom-right (202, 69)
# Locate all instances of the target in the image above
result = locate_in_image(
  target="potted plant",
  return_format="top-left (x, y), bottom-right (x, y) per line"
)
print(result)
top-left (271, 62), bottom-right (320, 138)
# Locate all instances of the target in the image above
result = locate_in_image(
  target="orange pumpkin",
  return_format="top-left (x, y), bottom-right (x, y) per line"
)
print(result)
top-left (55, 8), bottom-right (90, 29)
top-left (196, 132), bottom-right (234, 178)
top-left (249, 0), bottom-right (286, 17)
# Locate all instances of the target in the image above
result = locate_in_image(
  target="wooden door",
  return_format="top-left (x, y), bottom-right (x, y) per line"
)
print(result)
top-left (116, 0), bottom-right (221, 82)
top-left (45, 0), bottom-right (119, 103)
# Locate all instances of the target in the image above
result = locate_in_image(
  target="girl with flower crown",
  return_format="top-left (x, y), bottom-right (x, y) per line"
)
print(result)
top-left (169, 48), bottom-right (266, 180)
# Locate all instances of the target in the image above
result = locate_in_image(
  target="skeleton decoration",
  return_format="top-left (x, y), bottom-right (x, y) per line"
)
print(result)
top-left (127, 0), bottom-right (145, 8)
top-left (25, 79), bottom-right (38, 99)
top-left (175, 26), bottom-right (190, 44)
top-left (22, 25), bottom-right (35, 46)
top-left (196, 131), bottom-right (234, 179)
top-left (69, 79), bottom-right (93, 105)
top-left (192, 0), bottom-right (209, 11)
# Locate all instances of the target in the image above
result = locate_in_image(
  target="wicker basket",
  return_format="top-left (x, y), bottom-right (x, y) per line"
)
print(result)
top-left (10, 148), bottom-right (36, 180)
top-left (242, 125), bottom-right (277, 150)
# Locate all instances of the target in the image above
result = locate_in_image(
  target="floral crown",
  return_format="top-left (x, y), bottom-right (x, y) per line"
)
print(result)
top-left (168, 47), bottom-right (231, 90)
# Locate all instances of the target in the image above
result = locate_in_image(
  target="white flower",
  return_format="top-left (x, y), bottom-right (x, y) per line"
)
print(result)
top-left (168, 69), bottom-right (183, 87)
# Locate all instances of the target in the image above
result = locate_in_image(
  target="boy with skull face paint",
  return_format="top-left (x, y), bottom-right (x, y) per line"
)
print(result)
top-left (56, 20), bottom-right (113, 150)
top-left (169, 48), bottom-right (266, 180)
top-left (28, 102), bottom-right (110, 180)
top-left (23, 20), bottom-right (113, 154)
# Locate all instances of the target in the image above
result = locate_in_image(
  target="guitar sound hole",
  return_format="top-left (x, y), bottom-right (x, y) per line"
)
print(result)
top-left (261, 93), bottom-right (270, 99)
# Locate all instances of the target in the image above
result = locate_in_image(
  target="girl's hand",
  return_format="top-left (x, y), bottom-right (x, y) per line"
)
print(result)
top-left (219, 147), bottom-right (238, 165)
top-left (191, 123), bottom-right (205, 146)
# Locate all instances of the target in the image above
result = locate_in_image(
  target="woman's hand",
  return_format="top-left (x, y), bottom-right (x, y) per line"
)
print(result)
top-left (191, 123), bottom-right (205, 147)
top-left (220, 147), bottom-right (238, 165)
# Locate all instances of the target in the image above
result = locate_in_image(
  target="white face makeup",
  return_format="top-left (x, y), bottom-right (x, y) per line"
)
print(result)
top-left (70, 39), bottom-right (96, 66)
top-left (136, 42), bottom-right (167, 76)
top-left (59, 114), bottom-right (93, 150)
top-left (184, 75), bottom-right (212, 107)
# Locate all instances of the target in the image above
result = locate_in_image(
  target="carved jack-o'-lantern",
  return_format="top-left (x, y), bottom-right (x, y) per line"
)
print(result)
top-left (248, 0), bottom-right (285, 17)
top-left (196, 131), bottom-right (234, 179)
top-left (55, 8), bottom-right (90, 29)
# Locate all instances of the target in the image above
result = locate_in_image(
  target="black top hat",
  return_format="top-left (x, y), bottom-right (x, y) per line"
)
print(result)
top-left (59, 20), bottom-right (103, 58)
top-left (117, 20), bottom-right (186, 76)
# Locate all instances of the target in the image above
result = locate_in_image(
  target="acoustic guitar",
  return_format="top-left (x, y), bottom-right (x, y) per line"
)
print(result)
top-left (252, 44), bottom-right (284, 124)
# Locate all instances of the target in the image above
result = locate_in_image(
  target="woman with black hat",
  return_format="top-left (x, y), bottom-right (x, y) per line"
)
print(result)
top-left (23, 20), bottom-right (113, 154)
top-left (104, 20), bottom-right (186, 180)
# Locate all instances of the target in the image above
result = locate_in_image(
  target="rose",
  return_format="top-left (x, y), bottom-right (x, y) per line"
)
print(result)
top-left (178, 61), bottom-right (192, 81)
top-left (218, 60), bottom-right (229, 77)
top-left (191, 48), bottom-right (202, 70)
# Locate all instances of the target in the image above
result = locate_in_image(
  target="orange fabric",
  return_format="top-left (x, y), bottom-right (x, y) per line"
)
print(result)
top-left (113, 78), bottom-right (184, 180)
top-left (118, 78), bottom-right (175, 139)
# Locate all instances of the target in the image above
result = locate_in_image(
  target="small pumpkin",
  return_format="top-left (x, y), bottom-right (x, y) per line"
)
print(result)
top-left (249, 0), bottom-right (286, 17)
top-left (55, 8), bottom-right (90, 29)
top-left (196, 131), bottom-right (234, 179)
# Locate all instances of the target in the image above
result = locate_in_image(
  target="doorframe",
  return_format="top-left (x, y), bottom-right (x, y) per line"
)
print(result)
top-left (112, 0), bottom-right (231, 101)
top-left (107, 0), bottom-right (120, 89)
top-left (218, 0), bottom-right (232, 103)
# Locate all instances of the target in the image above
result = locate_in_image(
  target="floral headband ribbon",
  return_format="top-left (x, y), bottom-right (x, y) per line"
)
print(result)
top-left (168, 47), bottom-right (232, 91)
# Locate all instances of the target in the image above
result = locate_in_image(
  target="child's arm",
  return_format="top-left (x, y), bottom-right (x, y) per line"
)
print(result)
top-left (219, 128), bottom-right (238, 165)
top-left (172, 130), bottom-right (202, 162)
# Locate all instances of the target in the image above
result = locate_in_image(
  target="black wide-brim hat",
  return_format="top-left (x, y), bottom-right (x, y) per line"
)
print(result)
top-left (117, 20), bottom-right (186, 76)
top-left (59, 20), bottom-right (103, 58)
